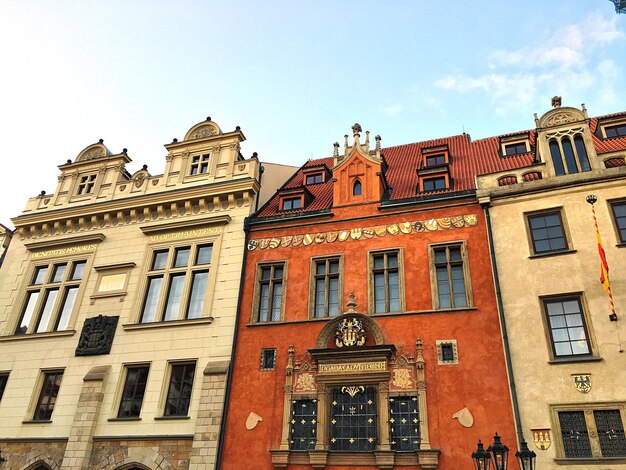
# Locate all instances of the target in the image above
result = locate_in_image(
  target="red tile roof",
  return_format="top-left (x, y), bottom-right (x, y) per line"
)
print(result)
top-left (257, 113), bottom-right (626, 218)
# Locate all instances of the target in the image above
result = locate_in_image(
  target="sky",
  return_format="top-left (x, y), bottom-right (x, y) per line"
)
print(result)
top-left (1, 0), bottom-right (625, 228)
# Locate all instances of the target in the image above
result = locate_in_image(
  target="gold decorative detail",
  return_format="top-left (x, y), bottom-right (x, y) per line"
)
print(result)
top-left (532, 429), bottom-right (551, 450)
top-left (147, 226), bottom-right (221, 243)
top-left (368, 418), bottom-right (373, 423)
top-left (152, 179), bottom-right (159, 186)
top-left (349, 438), bottom-right (355, 444)
top-left (331, 419), bottom-right (336, 424)
top-left (238, 164), bottom-right (246, 171)
top-left (335, 317), bottom-right (366, 347)
top-left (318, 361), bottom-right (386, 374)
top-left (573, 374), bottom-right (591, 394)
top-left (120, 184), bottom-right (127, 191)
top-left (341, 385), bottom-right (365, 398)
top-left (248, 214), bottom-right (478, 250)
top-left (295, 372), bottom-right (316, 392)
top-left (368, 437), bottom-right (374, 443)
top-left (391, 368), bottom-right (413, 389)
top-left (268, 238), bottom-right (280, 249)
top-left (331, 437), bottom-right (336, 443)
top-left (349, 406), bottom-right (357, 415)
top-left (32, 244), bottom-right (98, 259)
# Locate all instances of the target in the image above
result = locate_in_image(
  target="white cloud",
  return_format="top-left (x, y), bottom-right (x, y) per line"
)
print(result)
top-left (383, 103), bottom-right (403, 117)
top-left (436, 11), bottom-right (625, 115)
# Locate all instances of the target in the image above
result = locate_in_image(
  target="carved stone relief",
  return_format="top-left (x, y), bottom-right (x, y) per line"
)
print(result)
top-left (75, 315), bottom-right (119, 356)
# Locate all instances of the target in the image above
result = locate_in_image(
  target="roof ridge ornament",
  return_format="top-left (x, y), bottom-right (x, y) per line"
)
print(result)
top-left (551, 96), bottom-right (562, 108)
top-left (335, 123), bottom-right (380, 166)
top-left (346, 291), bottom-right (357, 314)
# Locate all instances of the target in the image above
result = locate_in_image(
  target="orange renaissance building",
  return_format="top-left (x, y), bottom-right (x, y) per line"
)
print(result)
top-left (220, 124), bottom-right (525, 469)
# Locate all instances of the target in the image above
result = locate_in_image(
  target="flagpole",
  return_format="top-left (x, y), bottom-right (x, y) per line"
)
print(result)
top-left (586, 194), bottom-right (623, 352)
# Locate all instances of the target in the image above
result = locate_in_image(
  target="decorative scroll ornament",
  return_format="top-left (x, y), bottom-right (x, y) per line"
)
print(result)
top-left (190, 125), bottom-right (216, 139)
top-left (573, 374), bottom-right (591, 394)
top-left (296, 372), bottom-right (316, 392)
top-left (84, 148), bottom-right (104, 160)
top-left (391, 368), bottom-right (413, 389)
top-left (335, 317), bottom-right (366, 348)
top-left (545, 112), bottom-right (578, 127)
top-left (341, 385), bottom-right (365, 398)
top-left (532, 429), bottom-right (551, 450)
top-left (248, 214), bottom-right (477, 250)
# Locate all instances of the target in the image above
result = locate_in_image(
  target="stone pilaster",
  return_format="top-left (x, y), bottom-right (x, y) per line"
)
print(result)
top-left (60, 365), bottom-right (110, 470)
top-left (188, 360), bottom-right (229, 470)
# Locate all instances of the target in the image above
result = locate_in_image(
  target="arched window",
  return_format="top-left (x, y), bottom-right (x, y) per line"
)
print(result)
top-left (561, 137), bottom-right (578, 174)
top-left (353, 180), bottom-right (362, 196)
top-left (574, 135), bottom-right (591, 172)
top-left (550, 140), bottom-right (566, 176)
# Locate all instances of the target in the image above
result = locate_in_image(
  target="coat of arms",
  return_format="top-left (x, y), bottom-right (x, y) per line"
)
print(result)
top-left (573, 374), bottom-right (591, 394)
top-left (532, 429), bottom-right (551, 450)
top-left (335, 317), bottom-right (366, 348)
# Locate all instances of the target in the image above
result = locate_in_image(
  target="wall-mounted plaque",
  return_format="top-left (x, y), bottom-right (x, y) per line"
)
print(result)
top-left (75, 315), bottom-right (119, 356)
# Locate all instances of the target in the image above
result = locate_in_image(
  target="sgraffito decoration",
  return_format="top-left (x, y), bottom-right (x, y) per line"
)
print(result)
top-left (247, 214), bottom-right (477, 251)
top-left (335, 317), bottom-right (367, 348)
top-left (295, 372), bottom-right (316, 392)
top-left (391, 368), bottom-right (414, 389)
top-left (75, 315), bottom-right (119, 356)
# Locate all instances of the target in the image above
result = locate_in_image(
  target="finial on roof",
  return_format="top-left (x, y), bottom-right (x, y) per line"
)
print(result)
top-left (206, 116), bottom-right (211, 121)
top-left (346, 292), bottom-right (357, 313)
top-left (352, 123), bottom-right (362, 138)
top-left (122, 148), bottom-right (127, 154)
top-left (99, 138), bottom-right (104, 144)
top-left (67, 159), bottom-right (72, 164)
top-left (251, 152), bottom-right (258, 159)
top-left (236, 126), bottom-right (241, 131)
top-left (172, 138), bottom-right (178, 143)
top-left (39, 190), bottom-right (46, 197)
top-left (142, 164), bottom-right (148, 170)
top-left (365, 130), bottom-right (370, 151)
top-left (375, 135), bottom-right (381, 157)
top-left (333, 142), bottom-right (339, 158)
top-left (344, 134), bottom-right (349, 155)
top-left (551, 96), bottom-right (562, 108)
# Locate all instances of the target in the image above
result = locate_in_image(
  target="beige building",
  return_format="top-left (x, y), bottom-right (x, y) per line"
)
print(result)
top-left (0, 117), bottom-right (293, 470)
top-left (477, 102), bottom-right (626, 468)
top-left (0, 224), bottom-right (12, 267)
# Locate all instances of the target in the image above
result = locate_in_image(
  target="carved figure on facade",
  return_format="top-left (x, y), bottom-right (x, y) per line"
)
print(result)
top-left (75, 315), bottom-right (119, 356)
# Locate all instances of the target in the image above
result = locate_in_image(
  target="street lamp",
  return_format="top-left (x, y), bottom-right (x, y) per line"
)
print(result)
top-left (488, 433), bottom-right (509, 470)
top-left (472, 439), bottom-right (492, 470)
top-left (515, 439), bottom-right (537, 470)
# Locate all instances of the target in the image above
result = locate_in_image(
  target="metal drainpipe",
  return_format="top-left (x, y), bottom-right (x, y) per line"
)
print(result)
top-left (215, 217), bottom-right (250, 469)
top-left (482, 202), bottom-right (525, 443)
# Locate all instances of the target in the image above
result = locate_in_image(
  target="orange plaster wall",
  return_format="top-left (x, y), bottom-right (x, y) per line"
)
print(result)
top-left (221, 202), bottom-right (516, 470)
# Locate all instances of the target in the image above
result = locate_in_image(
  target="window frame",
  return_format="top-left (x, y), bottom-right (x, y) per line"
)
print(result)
top-left (76, 173), bottom-right (98, 195)
top-left (547, 133), bottom-right (592, 176)
top-left (305, 172), bottom-right (324, 185)
top-left (251, 261), bottom-right (287, 323)
top-left (609, 199), bottom-right (626, 245)
top-left (260, 348), bottom-right (277, 371)
top-left (368, 249), bottom-right (405, 315)
top-left (551, 402), bottom-right (626, 462)
top-left (525, 208), bottom-right (572, 257)
top-left (159, 360), bottom-right (196, 418)
top-left (428, 241), bottom-right (474, 310)
top-left (600, 120), bottom-right (626, 139)
top-left (15, 257), bottom-right (89, 335)
top-left (31, 369), bottom-right (64, 422)
top-left (308, 255), bottom-right (344, 319)
top-left (116, 363), bottom-right (150, 419)
top-left (189, 153), bottom-right (210, 175)
top-left (0, 371), bottom-right (9, 402)
top-left (501, 139), bottom-right (529, 157)
top-left (421, 176), bottom-right (448, 192)
top-left (281, 196), bottom-right (304, 211)
top-left (540, 294), bottom-right (596, 361)
top-left (137, 241), bottom-right (218, 324)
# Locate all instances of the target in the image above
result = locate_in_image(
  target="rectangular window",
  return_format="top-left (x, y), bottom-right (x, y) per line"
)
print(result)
top-left (16, 260), bottom-right (86, 335)
top-left (389, 396), bottom-right (420, 451)
top-left (431, 243), bottom-right (471, 309)
top-left (422, 177), bottom-right (447, 192)
top-left (605, 123), bottom-right (626, 138)
top-left (611, 201), bottom-right (626, 244)
top-left (190, 154), bottom-right (210, 175)
top-left (312, 257), bottom-right (341, 318)
top-left (255, 263), bottom-right (285, 322)
top-left (282, 197), bottom-right (302, 211)
top-left (290, 399), bottom-right (317, 451)
top-left (330, 386), bottom-right (377, 451)
top-left (371, 251), bottom-right (401, 313)
top-left (425, 154), bottom-right (446, 166)
top-left (140, 244), bottom-right (212, 323)
top-left (504, 142), bottom-right (528, 156)
top-left (77, 174), bottom-right (97, 195)
top-left (527, 211), bottom-right (568, 255)
top-left (164, 362), bottom-right (195, 417)
top-left (260, 348), bottom-right (276, 370)
top-left (544, 297), bottom-right (591, 357)
top-left (0, 373), bottom-right (8, 402)
top-left (305, 173), bottom-right (324, 185)
top-left (34, 370), bottom-right (63, 421)
top-left (554, 405), bottom-right (626, 459)
top-left (118, 365), bottom-right (149, 418)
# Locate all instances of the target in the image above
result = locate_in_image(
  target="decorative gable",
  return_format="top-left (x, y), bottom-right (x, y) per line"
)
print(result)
top-left (332, 124), bottom-right (387, 207)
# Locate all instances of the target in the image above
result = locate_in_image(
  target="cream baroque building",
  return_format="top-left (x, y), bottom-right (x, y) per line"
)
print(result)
top-left (0, 118), bottom-right (292, 470)
top-left (476, 102), bottom-right (626, 468)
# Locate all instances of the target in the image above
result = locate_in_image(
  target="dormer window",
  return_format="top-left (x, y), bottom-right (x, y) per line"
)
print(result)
top-left (281, 196), bottom-right (302, 211)
top-left (190, 154), bottom-right (210, 175)
top-left (77, 174), bottom-right (96, 195)
top-left (422, 177), bottom-right (447, 192)
top-left (503, 142), bottom-right (528, 156)
top-left (604, 123), bottom-right (626, 139)
top-left (353, 180), bottom-right (362, 196)
top-left (425, 154), bottom-right (446, 167)
top-left (306, 173), bottom-right (324, 185)
top-left (499, 133), bottom-right (530, 157)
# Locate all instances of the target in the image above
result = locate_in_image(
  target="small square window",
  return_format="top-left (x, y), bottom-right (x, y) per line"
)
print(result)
top-left (282, 197), bottom-right (302, 211)
top-left (437, 340), bottom-right (458, 365)
top-left (425, 154), bottom-right (446, 167)
top-left (34, 370), bottom-right (64, 421)
top-left (422, 177), bottom-right (447, 192)
top-left (190, 154), bottom-right (210, 175)
top-left (118, 365), bottom-right (149, 418)
top-left (605, 123), bottom-right (626, 139)
top-left (77, 174), bottom-right (97, 195)
top-left (260, 348), bottom-right (276, 370)
top-left (305, 173), bottom-right (324, 185)
top-left (527, 211), bottom-right (568, 255)
top-left (504, 142), bottom-right (528, 156)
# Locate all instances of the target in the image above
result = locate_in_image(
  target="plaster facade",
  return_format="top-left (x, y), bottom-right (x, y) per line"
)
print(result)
top-left (0, 117), bottom-right (292, 469)
top-left (477, 102), bottom-right (626, 468)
